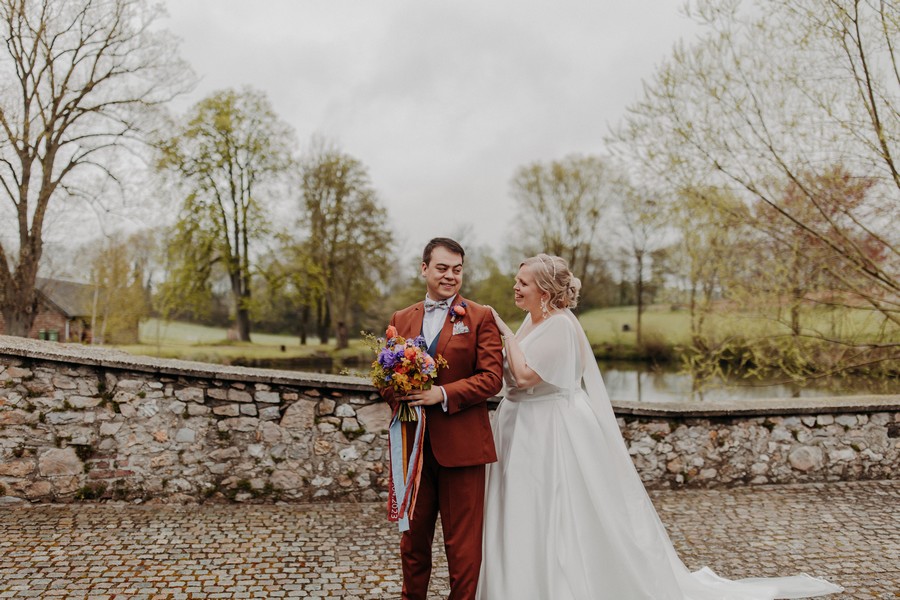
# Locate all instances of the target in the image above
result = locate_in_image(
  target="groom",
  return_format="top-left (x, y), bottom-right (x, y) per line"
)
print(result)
top-left (381, 237), bottom-right (504, 600)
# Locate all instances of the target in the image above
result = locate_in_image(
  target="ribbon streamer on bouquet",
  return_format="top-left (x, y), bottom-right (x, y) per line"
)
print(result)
top-left (387, 405), bottom-right (426, 532)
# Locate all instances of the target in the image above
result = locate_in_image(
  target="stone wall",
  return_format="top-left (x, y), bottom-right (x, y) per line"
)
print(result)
top-left (0, 337), bottom-right (391, 503)
top-left (616, 398), bottom-right (900, 489)
top-left (1, 336), bottom-right (898, 502)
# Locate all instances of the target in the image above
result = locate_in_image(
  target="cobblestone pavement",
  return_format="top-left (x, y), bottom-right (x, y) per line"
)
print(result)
top-left (0, 480), bottom-right (897, 599)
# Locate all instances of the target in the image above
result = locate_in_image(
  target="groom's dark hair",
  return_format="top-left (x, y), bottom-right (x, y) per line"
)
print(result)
top-left (422, 237), bottom-right (465, 266)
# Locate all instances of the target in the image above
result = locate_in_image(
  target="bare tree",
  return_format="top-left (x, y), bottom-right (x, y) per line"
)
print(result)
top-left (510, 154), bottom-right (617, 306)
top-left (614, 180), bottom-right (670, 344)
top-left (612, 0), bottom-right (899, 376)
top-left (0, 0), bottom-right (191, 336)
top-left (670, 187), bottom-right (751, 345)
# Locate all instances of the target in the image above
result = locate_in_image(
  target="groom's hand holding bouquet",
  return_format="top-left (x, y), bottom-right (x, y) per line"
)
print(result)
top-left (370, 324), bottom-right (449, 533)
top-left (370, 325), bottom-right (448, 422)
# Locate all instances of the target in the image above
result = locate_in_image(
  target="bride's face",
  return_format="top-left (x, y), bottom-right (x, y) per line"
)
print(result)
top-left (513, 265), bottom-right (547, 314)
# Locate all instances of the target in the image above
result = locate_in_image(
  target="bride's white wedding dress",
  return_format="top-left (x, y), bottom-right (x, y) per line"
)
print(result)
top-left (477, 310), bottom-right (842, 600)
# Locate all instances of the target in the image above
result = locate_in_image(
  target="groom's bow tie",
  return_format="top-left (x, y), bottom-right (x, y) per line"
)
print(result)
top-left (424, 298), bottom-right (450, 312)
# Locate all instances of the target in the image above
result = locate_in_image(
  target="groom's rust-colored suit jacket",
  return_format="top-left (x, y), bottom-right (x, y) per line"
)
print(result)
top-left (384, 297), bottom-right (503, 467)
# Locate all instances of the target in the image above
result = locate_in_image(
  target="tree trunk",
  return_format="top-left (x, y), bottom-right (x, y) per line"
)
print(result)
top-left (239, 210), bottom-right (253, 343)
top-left (299, 304), bottom-right (309, 345)
top-left (316, 298), bottom-right (330, 344)
top-left (90, 285), bottom-right (100, 345)
top-left (236, 306), bottom-right (251, 342)
top-left (336, 320), bottom-right (349, 350)
top-left (790, 297), bottom-right (801, 338)
top-left (229, 271), bottom-right (252, 342)
top-left (0, 275), bottom-right (39, 337)
top-left (635, 250), bottom-right (645, 346)
top-left (689, 281), bottom-right (699, 345)
top-left (99, 296), bottom-right (110, 345)
top-left (0, 304), bottom-right (33, 337)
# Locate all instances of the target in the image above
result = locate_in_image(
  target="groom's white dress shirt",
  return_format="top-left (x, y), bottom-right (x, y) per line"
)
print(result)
top-left (423, 294), bottom-right (454, 348)
top-left (423, 294), bottom-right (454, 412)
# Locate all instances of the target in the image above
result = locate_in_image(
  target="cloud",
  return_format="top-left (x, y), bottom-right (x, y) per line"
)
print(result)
top-left (160, 0), bottom-right (700, 254)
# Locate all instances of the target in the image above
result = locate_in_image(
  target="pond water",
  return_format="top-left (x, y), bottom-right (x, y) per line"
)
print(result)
top-left (251, 357), bottom-right (896, 404)
top-left (598, 360), bottom-right (897, 403)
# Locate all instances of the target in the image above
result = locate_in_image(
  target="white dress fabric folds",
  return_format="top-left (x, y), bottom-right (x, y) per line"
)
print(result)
top-left (477, 310), bottom-right (842, 600)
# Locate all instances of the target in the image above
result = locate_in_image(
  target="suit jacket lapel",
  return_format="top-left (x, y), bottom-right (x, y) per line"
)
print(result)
top-left (402, 302), bottom-right (425, 339)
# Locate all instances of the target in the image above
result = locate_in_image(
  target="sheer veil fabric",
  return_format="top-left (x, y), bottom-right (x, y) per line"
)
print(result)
top-left (476, 310), bottom-right (843, 600)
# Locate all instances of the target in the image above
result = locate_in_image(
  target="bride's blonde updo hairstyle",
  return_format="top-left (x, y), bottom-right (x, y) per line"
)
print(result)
top-left (521, 254), bottom-right (581, 310)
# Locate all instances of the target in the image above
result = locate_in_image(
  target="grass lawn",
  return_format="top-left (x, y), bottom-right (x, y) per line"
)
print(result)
top-left (113, 307), bottom-right (897, 366)
top-left (579, 304), bottom-right (898, 349)
top-left (578, 305), bottom-right (692, 348)
top-left (114, 319), bottom-right (370, 364)
top-left (121, 311), bottom-right (691, 364)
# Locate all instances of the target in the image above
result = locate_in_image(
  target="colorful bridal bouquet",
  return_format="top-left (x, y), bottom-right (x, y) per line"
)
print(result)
top-left (370, 325), bottom-right (448, 422)
top-left (370, 325), bottom-right (448, 531)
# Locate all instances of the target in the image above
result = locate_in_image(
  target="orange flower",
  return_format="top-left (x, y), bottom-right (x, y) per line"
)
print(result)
top-left (404, 347), bottom-right (418, 360)
top-left (386, 325), bottom-right (399, 339)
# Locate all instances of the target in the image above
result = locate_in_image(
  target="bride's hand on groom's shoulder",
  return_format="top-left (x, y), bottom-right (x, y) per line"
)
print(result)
top-left (486, 306), bottom-right (513, 339)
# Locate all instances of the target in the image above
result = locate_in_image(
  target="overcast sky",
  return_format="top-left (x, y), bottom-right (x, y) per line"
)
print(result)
top-left (158, 1), bottom-right (700, 257)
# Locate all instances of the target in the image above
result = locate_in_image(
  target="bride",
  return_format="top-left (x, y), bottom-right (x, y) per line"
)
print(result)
top-left (476, 254), bottom-right (842, 600)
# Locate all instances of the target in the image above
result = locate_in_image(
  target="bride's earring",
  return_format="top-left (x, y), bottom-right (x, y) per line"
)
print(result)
top-left (540, 297), bottom-right (549, 318)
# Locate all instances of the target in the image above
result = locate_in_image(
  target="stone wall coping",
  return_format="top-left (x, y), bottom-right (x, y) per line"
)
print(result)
top-left (2, 335), bottom-right (897, 415)
top-left (0, 335), bottom-right (374, 393)
top-left (611, 395), bottom-right (900, 418)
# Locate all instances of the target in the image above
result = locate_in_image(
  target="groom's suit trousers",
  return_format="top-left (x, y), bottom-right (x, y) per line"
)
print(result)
top-left (401, 432), bottom-right (486, 600)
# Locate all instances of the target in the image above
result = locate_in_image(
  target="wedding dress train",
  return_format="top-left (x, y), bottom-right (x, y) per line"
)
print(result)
top-left (477, 310), bottom-right (842, 600)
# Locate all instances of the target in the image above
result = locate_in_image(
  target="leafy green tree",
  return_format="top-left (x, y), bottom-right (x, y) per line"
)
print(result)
top-left (87, 234), bottom-right (150, 344)
top-left (298, 143), bottom-right (392, 349)
top-left (0, 0), bottom-right (190, 336)
top-left (154, 217), bottom-right (220, 324)
top-left (251, 243), bottom-right (324, 344)
top-left (468, 262), bottom-right (519, 321)
top-left (157, 88), bottom-right (294, 341)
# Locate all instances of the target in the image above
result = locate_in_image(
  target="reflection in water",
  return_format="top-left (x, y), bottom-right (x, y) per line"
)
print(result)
top-left (312, 358), bottom-right (894, 404)
top-left (598, 361), bottom-right (897, 403)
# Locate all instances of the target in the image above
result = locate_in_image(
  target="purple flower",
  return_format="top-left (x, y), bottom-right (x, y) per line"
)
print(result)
top-left (412, 335), bottom-right (426, 349)
top-left (378, 347), bottom-right (399, 369)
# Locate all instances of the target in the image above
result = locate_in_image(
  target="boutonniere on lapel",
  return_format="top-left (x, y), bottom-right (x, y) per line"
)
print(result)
top-left (450, 301), bottom-right (470, 335)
